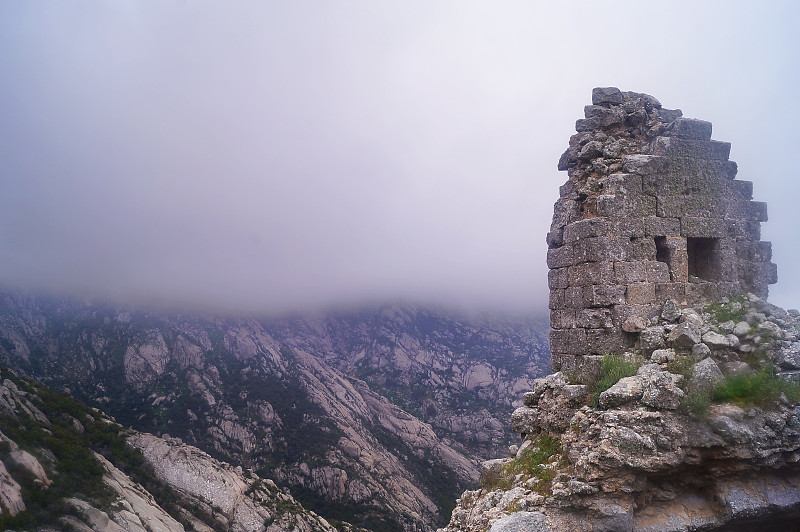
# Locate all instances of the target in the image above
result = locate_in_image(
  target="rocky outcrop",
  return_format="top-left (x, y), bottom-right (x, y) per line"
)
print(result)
top-left (440, 295), bottom-right (800, 531)
top-left (128, 433), bottom-right (336, 532)
top-left (0, 460), bottom-right (25, 516)
top-left (264, 305), bottom-right (550, 458)
top-left (0, 368), bottom-right (338, 532)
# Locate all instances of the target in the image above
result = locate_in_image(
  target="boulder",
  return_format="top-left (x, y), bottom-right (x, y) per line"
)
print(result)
top-left (650, 348), bottom-right (677, 364)
top-left (638, 365), bottom-right (684, 410)
top-left (661, 300), bottom-right (681, 323)
top-left (777, 342), bottom-right (800, 370)
top-left (599, 376), bottom-right (644, 408)
top-left (688, 358), bottom-right (725, 395)
top-left (668, 322), bottom-right (702, 349)
top-left (702, 331), bottom-right (734, 348)
top-left (640, 326), bottom-right (666, 354)
top-left (489, 511), bottom-right (548, 532)
top-left (691, 342), bottom-right (711, 361)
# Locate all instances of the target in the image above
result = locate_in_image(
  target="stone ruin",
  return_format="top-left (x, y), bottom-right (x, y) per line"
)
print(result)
top-left (439, 88), bottom-right (800, 532)
top-left (548, 87), bottom-right (777, 377)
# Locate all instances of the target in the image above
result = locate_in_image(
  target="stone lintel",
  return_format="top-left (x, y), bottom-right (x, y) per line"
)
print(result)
top-left (681, 217), bottom-right (728, 238)
top-left (644, 216), bottom-right (681, 237)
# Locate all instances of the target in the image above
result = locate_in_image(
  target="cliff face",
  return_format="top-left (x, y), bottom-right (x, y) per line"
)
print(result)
top-left (0, 294), bottom-right (549, 530)
top-left (0, 368), bottom-right (338, 532)
top-left (440, 295), bottom-right (800, 532)
top-left (264, 306), bottom-right (550, 458)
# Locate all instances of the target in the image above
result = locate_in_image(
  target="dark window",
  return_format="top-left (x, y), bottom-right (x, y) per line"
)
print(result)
top-left (687, 237), bottom-right (720, 281)
top-left (655, 236), bottom-right (670, 265)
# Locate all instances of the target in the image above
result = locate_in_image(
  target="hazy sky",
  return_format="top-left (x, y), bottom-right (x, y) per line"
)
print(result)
top-left (1, 1), bottom-right (798, 313)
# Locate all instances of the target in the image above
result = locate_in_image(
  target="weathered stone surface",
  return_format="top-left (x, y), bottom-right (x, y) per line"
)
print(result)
top-left (639, 365), bottom-right (684, 410)
top-left (6, 449), bottom-right (50, 487)
top-left (691, 342), bottom-right (712, 361)
top-left (129, 433), bottom-right (337, 532)
top-left (0, 461), bottom-right (24, 516)
top-left (640, 326), bottom-right (666, 354)
top-left (667, 322), bottom-right (702, 349)
top-left (650, 348), bottom-right (677, 364)
top-left (688, 357), bottom-right (725, 395)
top-left (488, 511), bottom-right (548, 531)
top-left (599, 375), bottom-right (644, 408)
top-left (443, 279), bottom-right (800, 532)
top-left (661, 299), bottom-right (681, 322)
top-left (703, 330), bottom-right (734, 348)
top-left (622, 315), bottom-right (647, 333)
top-left (547, 88), bottom-right (777, 373)
top-left (778, 342), bottom-right (800, 370)
top-left (592, 87), bottom-right (624, 106)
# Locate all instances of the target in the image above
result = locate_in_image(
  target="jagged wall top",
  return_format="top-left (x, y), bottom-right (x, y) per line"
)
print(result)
top-left (547, 87), bottom-right (777, 374)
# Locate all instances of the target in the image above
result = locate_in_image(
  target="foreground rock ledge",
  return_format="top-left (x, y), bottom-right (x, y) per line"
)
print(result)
top-left (438, 295), bottom-right (800, 532)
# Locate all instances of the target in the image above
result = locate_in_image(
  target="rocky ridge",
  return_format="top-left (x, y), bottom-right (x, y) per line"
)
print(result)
top-left (0, 293), bottom-right (549, 530)
top-left (439, 294), bottom-right (800, 531)
top-left (264, 306), bottom-right (549, 458)
top-left (0, 368), bottom-right (337, 531)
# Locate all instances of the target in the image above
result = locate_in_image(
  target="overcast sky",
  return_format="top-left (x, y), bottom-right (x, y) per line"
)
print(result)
top-left (1, 1), bottom-right (798, 314)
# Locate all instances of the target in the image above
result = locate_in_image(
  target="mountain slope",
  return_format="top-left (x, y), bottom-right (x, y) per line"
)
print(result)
top-left (0, 367), bottom-right (338, 532)
top-left (262, 305), bottom-right (550, 458)
top-left (0, 292), bottom-right (549, 530)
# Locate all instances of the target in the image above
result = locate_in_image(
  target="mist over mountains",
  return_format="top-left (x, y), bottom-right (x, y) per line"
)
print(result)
top-left (0, 290), bottom-right (550, 530)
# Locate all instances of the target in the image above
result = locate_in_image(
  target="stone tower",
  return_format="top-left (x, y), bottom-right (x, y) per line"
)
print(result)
top-left (548, 87), bottom-right (777, 376)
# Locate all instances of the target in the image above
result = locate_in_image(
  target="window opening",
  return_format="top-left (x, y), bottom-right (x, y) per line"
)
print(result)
top-left (655, 237), bottom-right (670, 265)
top-left (687, 237), bottom-right (720, 281)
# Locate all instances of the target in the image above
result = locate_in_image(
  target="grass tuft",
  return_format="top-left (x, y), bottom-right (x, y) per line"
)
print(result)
top-left (480, 434), bottom-right (562, 495)
top-left (680, 390), bottom-right (711, 418)
top-left (705, 295), bottom-right (748, 324)
top-left (588, 355), bottom-right (641, 407)
top-left (713, 366), bottom-right (800, 405)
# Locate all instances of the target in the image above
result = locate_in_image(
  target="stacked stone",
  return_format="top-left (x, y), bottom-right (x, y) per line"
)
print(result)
top-left (548, 87), bottom-right (777, 376)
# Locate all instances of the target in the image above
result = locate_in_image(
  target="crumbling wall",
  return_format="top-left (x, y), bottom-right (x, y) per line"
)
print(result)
top-left (548, 87), bottom-right (777, 375)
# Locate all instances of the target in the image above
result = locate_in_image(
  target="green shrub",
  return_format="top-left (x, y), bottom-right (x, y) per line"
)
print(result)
top-left (713, 367), bottom-right (800, 405)
top-left (589, 355), bottom-right (641, 407)
top-left (680, 390), bottom-right (711, 418)
top-left (481, 434), bottom-right (562, 495)
top-left (666, 356), bottom-right (694, 382)
top-left (705, 295), bottom-right (748, 323)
